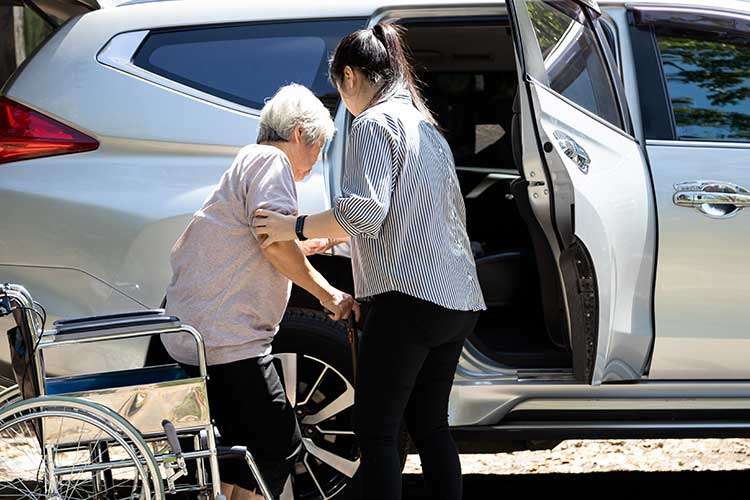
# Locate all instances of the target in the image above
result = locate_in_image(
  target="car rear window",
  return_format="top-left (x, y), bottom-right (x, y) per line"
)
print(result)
top-left (133, 19), bottom-right (365, 112)
top-left (655, 29), bottom-right (750, 142)
top-left (525, 0), bottom-right (622, 128)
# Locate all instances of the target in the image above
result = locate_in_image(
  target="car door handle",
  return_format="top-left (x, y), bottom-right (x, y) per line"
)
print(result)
top-left (674, 191), bottom-right (750, 207)
top-left (673, 180), bottom-right (750, 218)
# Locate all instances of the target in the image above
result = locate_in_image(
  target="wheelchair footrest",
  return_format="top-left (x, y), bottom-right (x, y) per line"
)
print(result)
top-left (216, 446), bottom-right (249, 460)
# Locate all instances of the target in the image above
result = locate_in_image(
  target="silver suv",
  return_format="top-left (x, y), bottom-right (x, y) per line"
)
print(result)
top-left (2, 0), bottom-right (750, 498)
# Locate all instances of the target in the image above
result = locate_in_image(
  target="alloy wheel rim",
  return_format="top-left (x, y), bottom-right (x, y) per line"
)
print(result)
top-left (273, 353), bottom-right (359, 500)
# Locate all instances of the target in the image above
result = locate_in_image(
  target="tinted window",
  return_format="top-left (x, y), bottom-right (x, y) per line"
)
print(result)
top-left (656, 30), bottom-right (750, 142)
top-left (134, 19), bottom-right (365, 111)
top-left (525, 0), bottom-right (622, 127)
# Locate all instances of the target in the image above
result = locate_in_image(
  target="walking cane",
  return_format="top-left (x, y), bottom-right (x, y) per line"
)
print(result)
top-left (346, 315), bottom-right (358, 386)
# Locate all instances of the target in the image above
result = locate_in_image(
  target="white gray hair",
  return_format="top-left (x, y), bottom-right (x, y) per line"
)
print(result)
top-left (257, 84), bottom-right (335, 145)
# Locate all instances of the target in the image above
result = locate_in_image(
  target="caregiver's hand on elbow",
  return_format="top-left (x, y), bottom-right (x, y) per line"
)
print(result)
top-left (253, 209), bottom-right (297, 248)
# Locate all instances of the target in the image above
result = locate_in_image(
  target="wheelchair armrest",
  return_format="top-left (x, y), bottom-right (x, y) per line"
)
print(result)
top-left (51, 315), bottom-right (183, 343)
top-left (54, 309), bottom-right (166, 327)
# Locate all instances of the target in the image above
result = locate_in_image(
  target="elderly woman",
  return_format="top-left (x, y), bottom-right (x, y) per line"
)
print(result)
top-left (161, 84), bottom-right (358, 500)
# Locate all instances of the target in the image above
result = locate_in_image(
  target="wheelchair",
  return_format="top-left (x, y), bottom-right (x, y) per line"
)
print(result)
top-left (0, 282), bottom-right (276, 499)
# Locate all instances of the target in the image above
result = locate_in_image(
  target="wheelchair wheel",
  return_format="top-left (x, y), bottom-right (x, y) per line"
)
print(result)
top-left (0, 385), bottom-right (20, 408)
top-left (0, 396), bottom-right (164, 500)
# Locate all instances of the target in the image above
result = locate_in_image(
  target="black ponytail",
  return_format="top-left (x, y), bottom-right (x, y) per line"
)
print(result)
top-left (329, 22), bottom-right (437, 126)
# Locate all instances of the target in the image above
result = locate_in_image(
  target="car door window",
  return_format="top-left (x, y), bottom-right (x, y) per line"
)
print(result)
top-left (525, 0), bottom-right (622, 128)
top-left (133, 19), bottom-right (365, 112)
top-left (655, 29), bottom-right (750, 142)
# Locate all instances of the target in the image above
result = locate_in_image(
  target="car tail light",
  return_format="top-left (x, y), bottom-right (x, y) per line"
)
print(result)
top-left (0, 97), bottom-right (98, 165)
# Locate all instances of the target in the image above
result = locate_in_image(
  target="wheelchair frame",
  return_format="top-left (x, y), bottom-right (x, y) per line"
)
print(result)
top-left (0, 282), bottom-right (276, 499)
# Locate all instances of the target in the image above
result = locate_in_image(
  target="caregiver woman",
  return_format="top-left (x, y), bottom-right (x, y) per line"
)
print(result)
top-left (254, 23), bottom-right (485, 500)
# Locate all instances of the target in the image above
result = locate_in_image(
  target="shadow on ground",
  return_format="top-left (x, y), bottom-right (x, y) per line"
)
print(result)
top-left (403, 470), bottom-right (750, 499)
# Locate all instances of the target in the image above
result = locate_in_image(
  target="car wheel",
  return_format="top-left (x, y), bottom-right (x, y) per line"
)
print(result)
top-left (273, 308), bottom-right (408, 500)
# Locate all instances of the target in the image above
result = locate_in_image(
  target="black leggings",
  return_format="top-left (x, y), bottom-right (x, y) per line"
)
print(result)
top-left (353, 292), bottom-right (479, 500)
top-left (181, 356), bottom-right (302, 496)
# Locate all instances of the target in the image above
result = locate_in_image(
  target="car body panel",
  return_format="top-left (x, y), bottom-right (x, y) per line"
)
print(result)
top-left (621, 3), bottom-right (750, 379)
top-left (646, 140), bottom-right (750, 379)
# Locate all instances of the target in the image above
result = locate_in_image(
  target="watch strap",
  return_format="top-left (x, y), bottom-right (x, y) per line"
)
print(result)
top-left (295, 215), bottom-right (308, 241)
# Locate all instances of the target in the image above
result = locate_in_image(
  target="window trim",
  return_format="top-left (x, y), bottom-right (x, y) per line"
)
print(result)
top-left (630, 4), bottom-right (750, 37)
top-left (599, 14), bottom-right (622, 76)
top-left (647, 138), bottom-right (750, 150)
top-left (592, 13), bottom-right (633, 135)
top-left (626, 11), bottom-right (677, 141)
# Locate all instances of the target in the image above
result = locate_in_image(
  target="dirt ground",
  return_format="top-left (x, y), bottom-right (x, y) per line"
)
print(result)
top-left (405, 438), bottom-right (750, 475)
top-left (403, 439), bottom-right (750, 499)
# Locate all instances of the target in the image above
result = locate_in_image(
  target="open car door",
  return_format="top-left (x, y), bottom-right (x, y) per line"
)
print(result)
top-left (506, 0), bottom-right (656, 383)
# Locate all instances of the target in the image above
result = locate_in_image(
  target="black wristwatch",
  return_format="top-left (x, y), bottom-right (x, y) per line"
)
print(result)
top-left (295, 215), bottom-right (308, 241)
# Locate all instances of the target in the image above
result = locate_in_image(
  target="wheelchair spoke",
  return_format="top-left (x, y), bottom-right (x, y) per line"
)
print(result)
top-left (0, 409), bottom-right (152, 500)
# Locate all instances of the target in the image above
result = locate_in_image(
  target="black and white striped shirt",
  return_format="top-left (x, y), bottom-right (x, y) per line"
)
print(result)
top-left (332, 90), bottom-right (486, 312)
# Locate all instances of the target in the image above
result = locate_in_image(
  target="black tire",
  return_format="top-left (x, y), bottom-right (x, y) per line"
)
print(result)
top-left (274, 308), bottom-right (409, 500)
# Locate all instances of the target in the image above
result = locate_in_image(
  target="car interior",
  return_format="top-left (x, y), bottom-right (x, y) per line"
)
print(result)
top-left (402, 18), bottom-right (572, 369)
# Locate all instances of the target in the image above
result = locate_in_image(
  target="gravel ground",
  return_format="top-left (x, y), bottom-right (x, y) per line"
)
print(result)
top-left (404, 439), bottom-right (750, 474)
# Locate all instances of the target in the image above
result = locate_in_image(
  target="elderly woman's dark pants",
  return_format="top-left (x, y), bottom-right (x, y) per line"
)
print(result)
top-left (181, 355), bottom-right (302, 496)
top-left (353, 291), bottom-right (479, 500)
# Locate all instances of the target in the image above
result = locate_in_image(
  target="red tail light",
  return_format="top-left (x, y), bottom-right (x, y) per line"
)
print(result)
top-left (0, 97), bottom-right (99, 165)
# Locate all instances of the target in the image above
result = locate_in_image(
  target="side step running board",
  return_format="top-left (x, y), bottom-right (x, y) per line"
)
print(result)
top-left (453, 421), bottom-right (750, 440)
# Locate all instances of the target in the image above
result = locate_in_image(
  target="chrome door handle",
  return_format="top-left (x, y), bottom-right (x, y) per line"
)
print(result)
top-left (674, 191), bottom-right (750, 207)
top-left (673, 180), bottom-right (750, 218)
top-left (554, 130), bottom-right (591, 174)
